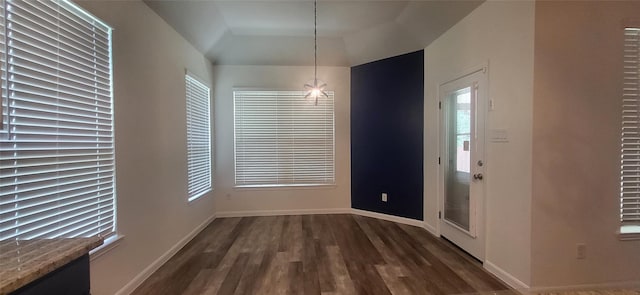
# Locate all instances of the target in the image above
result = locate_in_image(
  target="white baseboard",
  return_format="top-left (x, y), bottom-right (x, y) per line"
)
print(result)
top-left (114, 214), bottom-right (217, 295)
top-left (216, 208), bottom-right (425, 229)
top-left (350, 208), bottom-right (424, 228)
top-left (529, 280), bottom-right (640, 293)
top-left (215, 208), bottom-right (351, 218)
top-left (423, 222), bottom-right (438, 236)
top-left (483, 260), bottom-right (530, 291)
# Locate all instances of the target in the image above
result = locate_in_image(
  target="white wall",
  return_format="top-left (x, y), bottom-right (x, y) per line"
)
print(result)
top-left (77, 2), bottom-right (216, 294)
top-left (424, 1), bottom-right (535, 287)
top-left (212, 65), bottom-right (351, 214)
top-left (531, 1), bottom-right (640, 288)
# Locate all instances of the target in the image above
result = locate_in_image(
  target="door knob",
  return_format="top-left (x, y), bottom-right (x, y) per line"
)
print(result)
top-left (473, 173), bottom-right (483, 180)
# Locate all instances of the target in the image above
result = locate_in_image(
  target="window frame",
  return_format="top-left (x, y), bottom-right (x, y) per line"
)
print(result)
top-left (185, 71), bottom-right (212, 202)
top-left (0, 0), bottom-right (116, 240)
top-left (620, 26), bottom-right (640, 239)
top-left (233, 89), bottom-right (336, 188)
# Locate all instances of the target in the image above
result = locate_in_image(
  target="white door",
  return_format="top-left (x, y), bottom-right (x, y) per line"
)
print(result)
top-left (439, 68), bottom-right (487, 261)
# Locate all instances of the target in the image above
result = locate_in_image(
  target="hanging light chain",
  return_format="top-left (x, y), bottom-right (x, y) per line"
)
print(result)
top-left (314, 0), bottom-right (317, 83)
top-left (304, 0), bottom-right (328, 105)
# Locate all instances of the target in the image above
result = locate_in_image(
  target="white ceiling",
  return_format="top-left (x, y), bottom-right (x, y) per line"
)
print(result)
top-left (144, 0), bottom-right (483, 67)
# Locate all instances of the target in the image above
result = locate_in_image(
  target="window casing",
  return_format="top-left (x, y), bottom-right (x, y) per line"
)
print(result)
top-left (234, 90), bottom-right (335, 187)
top-left (185, 73), bottom-right (212, 201)
top-left (620, 27), bottom-right (640, 235)
top-left (0, 0), bottom-right (115, 240)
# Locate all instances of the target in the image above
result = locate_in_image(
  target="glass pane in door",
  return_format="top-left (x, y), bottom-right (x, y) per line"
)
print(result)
top-left (445, 87), bottom-right (471, 231)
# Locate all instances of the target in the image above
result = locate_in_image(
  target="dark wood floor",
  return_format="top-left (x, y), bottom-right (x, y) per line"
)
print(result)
top-left (132, 214), bottom-right (511, 295)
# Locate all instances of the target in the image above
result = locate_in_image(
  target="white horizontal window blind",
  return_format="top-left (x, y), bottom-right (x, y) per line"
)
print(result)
top-left (0, 0), bottom-right (6, 130)
top-left (0, 0), bottom-right (115, 240)
top-left (621, 27), bottom-right (640, 231)
top-left (234, 90), bottom-right (335, 186)
top-left (186, 74), bottom-right (212, 201)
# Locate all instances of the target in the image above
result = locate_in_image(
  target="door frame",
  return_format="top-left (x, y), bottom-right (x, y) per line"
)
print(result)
top-left (437, 63), bottom-right (489, 261)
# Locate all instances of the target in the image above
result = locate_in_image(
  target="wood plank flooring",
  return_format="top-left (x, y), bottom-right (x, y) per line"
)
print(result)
top-left (132, 214), bottom-right (511, 295)
top-left (534, 291), bottom-right (640, 295)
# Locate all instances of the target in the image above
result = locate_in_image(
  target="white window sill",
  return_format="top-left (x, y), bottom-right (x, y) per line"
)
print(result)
top-left (90, 234), bottom-right (124, 261)
top-left (234, 184), bottom-right (337, 191)
top-left (618, 225), bottom-right (640, 241)
top-left (188, 188), bottom-right (212, 203)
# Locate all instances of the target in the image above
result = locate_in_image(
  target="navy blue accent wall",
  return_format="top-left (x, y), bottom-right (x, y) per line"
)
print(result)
top-left (350, 50), bottom-right (424, 220)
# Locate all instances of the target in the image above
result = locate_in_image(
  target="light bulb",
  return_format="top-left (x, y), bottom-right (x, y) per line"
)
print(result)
top-left (310, 88), bottom-right (321, 98)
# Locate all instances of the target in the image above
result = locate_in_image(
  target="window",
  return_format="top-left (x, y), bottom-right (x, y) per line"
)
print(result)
top-left (620, 27), bottom-right (640, 235)
top-left (234, 90), bottom-right (335, 187)
top-left (451, 88), bottom-right (471, 173)
top-left (0, 0), bottom-right (114, 240)
top-left (185, 73), bottom-right (212, 201)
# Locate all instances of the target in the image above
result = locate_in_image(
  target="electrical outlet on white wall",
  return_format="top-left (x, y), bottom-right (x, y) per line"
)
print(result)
top-left (576, 243), bottom-right (587, 259)
top-left (382, 193), bottom-right (388, 202)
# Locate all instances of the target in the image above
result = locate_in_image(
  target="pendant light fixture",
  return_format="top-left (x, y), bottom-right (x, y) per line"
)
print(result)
top-left (304, 0), bottom-right (328, 106)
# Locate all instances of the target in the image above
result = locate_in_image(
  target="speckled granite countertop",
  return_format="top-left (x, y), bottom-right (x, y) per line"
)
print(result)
top-left (0, 237), bottom-right (103, 295)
